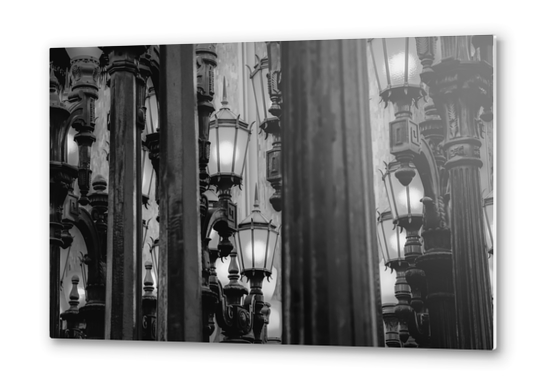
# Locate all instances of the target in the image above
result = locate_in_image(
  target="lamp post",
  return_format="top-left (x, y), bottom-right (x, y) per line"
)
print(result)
top-left (236, 186), bottom-right (280, 343)
top-left (207, 78), bottom-right (252, 259)
top-left (371, 37), bottom-right (461, 348)
top-left (373, 36), bottom-right (494, 349)
top-left (382, 162), bottom-right (426, 310)
top-left (212, 188), bottom-right (279, 344)
top-left (369, 37), bottom-right (425, 185)
top-left (202, 78), bottom-right (263, 342)
top-left (419, 35), bottom-right (494, 350)
top-left (377, 209), bottom-right (410, 346)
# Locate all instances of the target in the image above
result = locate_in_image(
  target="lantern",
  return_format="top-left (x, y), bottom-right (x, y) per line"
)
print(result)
top-left (368, 37), bottom-right (422, 96)
top-left (236, 189), bottom-right (280, 278)
top-left (382, 161), bottom-right (424, 225)
top-left (209, 79), bottom-right (253, 191)
top-left (377, 210), bottom-right (407, 267)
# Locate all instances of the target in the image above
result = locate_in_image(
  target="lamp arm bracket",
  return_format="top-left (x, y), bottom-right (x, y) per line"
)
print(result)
top-left (213, 280), bottom-right (234, 330)
top-left (203, 207), bottom-right (220, 239)
top-left (214, 280), bottom-right (253, 336)
top-left (413, 137), bottom-right (441, 201)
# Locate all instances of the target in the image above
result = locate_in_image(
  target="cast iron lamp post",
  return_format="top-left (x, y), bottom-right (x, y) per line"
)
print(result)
top-left (415, 35), bottom-right (494, 350)
top-left (202, 78), bottom-right (285, 344)
top-left (372, 35), bottom-right (494, 349)
top-left (377, 209), bottom-right (410, 347)
top-left (379, 161), bottom-right (430, 348)
top-left (236, 186), bottom-right (280, 343)
top-left (370, 37), bottom-right (463, 348)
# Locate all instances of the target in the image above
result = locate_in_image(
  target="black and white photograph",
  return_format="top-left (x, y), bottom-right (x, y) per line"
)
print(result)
top-left (49, 36), bottom-right (495, 349)
top-left (8, 1), bottom-right (540, 381)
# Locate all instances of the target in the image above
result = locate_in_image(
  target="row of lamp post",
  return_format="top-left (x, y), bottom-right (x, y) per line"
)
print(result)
top-left (372, 36), bottom-right (495, 349)
top-left (52, 37), bottom-right (493, 348)
top-left (134, 44), bottom-right (283, 343)
top-left (50, 44), bottom-right (282, 342)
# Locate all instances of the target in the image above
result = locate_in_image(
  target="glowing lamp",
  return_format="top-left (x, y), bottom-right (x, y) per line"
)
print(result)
top-left (209, 79), bottom-right (252, 191)
top-left (382, 161), bottom-right (424, 226)
top-left (236, 188), bottom-right (280, 278)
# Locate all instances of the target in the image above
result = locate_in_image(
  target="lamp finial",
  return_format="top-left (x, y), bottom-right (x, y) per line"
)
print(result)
top-left (221, 77), bottom-right (228, 107)
top-left (254, 184), bottom-right (260, 209)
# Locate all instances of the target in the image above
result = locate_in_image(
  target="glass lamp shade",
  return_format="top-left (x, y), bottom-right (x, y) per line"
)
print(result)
top-left (145, 78), bottom-right (159, 135)
top-left (236, 203), bottom-right (280, 276)
top-left (247, 54), bottom-right (270, 127)
top-left (66, 129), bottom-right (79, 166)
top-left (377, 210), bottom-right (407, 266)
top-left (369, 37), bottom-right (421, 93)
top-left (208, 97), bottom-right (252, 189)
top-left (483, 191), bottom-right (494, 255)
top-left (382, 161), bottom-right (424, 223)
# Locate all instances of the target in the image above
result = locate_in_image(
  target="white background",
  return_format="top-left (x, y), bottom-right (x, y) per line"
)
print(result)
top-left (1, 1), bottom-right (534, 382)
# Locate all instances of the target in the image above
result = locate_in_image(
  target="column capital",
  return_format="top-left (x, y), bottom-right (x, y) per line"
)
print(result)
top-left (101, 45), bottom-right (147, 75)
top-left (429, 60), bottom-right (493, 170)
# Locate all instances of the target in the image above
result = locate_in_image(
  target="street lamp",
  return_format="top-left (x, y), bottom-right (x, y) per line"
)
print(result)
top-left (373, 35), bottom-right (494, 349)
top-left (382, 161), bottom-right (424, 227)
top-left (377, 209), bottom-right (411, 346)
top-left (209, 78), bottom-right (252, 192)
top-left (416, 35), bottom-right (494, 349)
top-left (369, 38), bottom-right (425, 187)
top-left (236, 187), bottom-right (280, 279)
top-left (235, 186), bottom-right (280, 343)
top-left (203, 79), bottom-right (280, 344)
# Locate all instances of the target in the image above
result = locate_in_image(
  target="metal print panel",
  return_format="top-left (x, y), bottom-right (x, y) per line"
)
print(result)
top-left (49, 36), bottom-right (495, 349)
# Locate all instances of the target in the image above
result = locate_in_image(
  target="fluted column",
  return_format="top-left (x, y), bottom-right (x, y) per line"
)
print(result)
top-left (429, 57), bottom-right (493, 349)
top-left (103, 45), bottom-right (147, 340)
top-left (281, 39), bottom-right (383, 346)
top-left (157, 44), bottom-right (202, 342)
